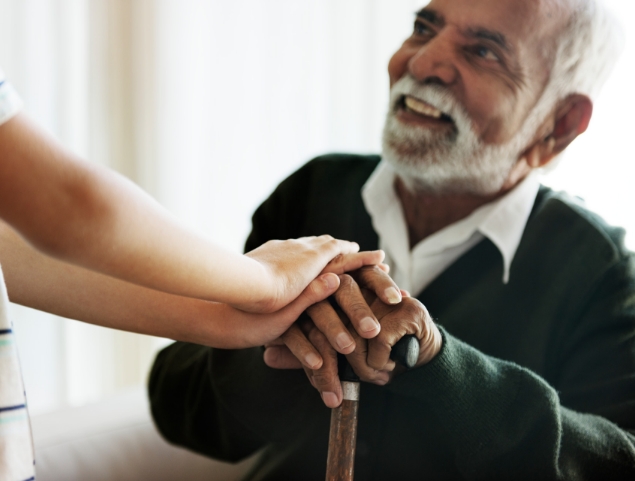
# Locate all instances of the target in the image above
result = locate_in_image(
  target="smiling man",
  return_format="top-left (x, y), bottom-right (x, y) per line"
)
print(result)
top-left (149, 0), bottom-right (635, 479)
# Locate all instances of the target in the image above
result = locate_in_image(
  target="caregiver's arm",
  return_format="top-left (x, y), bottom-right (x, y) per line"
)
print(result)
top-left (0, 220), bottom-right (341, 348)
top-left (0, 114), bottom-right (373, 313)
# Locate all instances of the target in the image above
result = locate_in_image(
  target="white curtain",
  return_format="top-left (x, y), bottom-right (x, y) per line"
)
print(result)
top-left (0, 0), bottom-right (633, 414)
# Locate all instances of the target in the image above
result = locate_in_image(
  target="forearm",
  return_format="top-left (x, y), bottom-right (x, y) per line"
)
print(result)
top-left (0, 114), bottom-right (269, 304)
top-left (387, 329), bottom-right (635, 479)
top-left (0, 219), bottom-right (245, 347)
top-left (0, 220), bottom-right (341, 348)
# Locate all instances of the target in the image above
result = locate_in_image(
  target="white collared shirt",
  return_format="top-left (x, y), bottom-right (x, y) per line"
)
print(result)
top-left (361, 161), bottom-right (540, 297)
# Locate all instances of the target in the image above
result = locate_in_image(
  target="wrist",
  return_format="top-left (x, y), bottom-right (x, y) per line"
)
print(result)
top-left (231, 255), bottom-right (279, 313)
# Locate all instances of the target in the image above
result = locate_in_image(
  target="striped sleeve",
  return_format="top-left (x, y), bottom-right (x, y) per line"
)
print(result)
top-left (0, 265), bottom-right (35, 481)
top-left (0, 69), bottom-right (23, 125)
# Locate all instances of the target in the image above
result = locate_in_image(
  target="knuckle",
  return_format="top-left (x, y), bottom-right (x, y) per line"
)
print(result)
top-left (357, 369), bottom-right (381, 383)
top-left (357, 265), bottom-right (382, 282)
top-left (349, 301), bottom-right (370, 317)
top-left (338, 274), bottom-right (354, 286)
top-left (373, 336), bottom-right (393, 354)
top-left (281, 328), bottom-right (303, 345)
top-left (305, 301), bottom-right (323, 317)
top-left (401, 298), bottom-right (424, 318)
top-left (367, 359), bottom-right (385, 371)
top-left (402, 303), bottom-right (420, 319)
top-left (307, 327), bottom-right (327, 345)
top-left (311, 310), bottom-right (338, 330)
top-left (312, 371), bottom-right (337, 388)
top-left (364, 264), bottom-right (382, 274)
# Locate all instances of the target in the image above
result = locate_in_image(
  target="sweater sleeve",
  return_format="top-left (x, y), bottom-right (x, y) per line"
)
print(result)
top-left (386, 254), bottom-right (635, 480)
top-left (149, 341), bottom-right (327, 462)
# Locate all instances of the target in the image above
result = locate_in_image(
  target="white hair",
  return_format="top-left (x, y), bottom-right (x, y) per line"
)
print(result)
top-left (532, 0), bottom-right (624, 171)
top-left (547, 0), bottom-right (624, 102)
top-left (492, 0), bottom-right (624, 162)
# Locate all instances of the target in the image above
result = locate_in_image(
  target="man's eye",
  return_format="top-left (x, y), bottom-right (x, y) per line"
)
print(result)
top-left (413, 21), bottom-right (432, 36)
top-left (474, 46), bottom-right (499, 62)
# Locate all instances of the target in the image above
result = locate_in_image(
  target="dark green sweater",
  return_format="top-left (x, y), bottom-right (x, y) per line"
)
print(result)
top-left (149, 155), bottom-right (635, 480)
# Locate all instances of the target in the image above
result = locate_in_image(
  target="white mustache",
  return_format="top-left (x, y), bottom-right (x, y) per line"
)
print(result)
top-left (389, 75), bottom-right (473, 131)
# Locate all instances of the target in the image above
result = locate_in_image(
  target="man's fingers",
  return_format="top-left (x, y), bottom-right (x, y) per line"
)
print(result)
top-left (321, 250), bottom-right (385, 275)
top-left (366, 297), bottom-right (426, 370)
top-left (280, 324), bottom-right (323, 370)
top-left (351, 265), bottom-right (402, 306)
top-left (345, 330), bottom-right (392, 386)
top-left (333, 274), bottom-right (381, 339)
top-left (263, 345), bottom-right (304, 369)
top-left (305, 326), bottom-right (343, 408)
top-left (306, 300), bottom-right (356, 354)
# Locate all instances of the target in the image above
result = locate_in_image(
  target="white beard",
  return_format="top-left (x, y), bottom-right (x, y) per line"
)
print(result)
top-left (381, 75), bottom-right (546, 195)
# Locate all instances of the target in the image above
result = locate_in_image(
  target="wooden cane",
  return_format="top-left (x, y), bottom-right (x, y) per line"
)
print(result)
top-left (325, 335), bottom-right (420, 481)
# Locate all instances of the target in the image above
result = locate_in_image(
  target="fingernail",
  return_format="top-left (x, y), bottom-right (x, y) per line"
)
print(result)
top-left (335, 332), bottom-right (354, 351)
top-left (323, 274), bottom-right (338, 289)
top-left (322, 392), bottom-right (339, 407)
top-left (359, 317), bottom-right (379, 333)
top-left (305, 352), bottom-right (321, 368)
top-left (385, 287), bottom-right (402, 304)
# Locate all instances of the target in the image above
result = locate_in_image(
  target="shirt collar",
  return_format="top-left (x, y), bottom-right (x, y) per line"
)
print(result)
top-left (362, 161), bottom-right (540, 284)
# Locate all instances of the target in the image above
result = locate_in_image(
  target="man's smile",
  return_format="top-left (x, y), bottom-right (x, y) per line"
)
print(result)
top-left (396, 94), bottom-right (455, 128)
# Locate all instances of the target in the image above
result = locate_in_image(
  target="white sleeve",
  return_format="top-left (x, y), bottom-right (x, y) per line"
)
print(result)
top-left (0, 69), bottom-right (23, 126)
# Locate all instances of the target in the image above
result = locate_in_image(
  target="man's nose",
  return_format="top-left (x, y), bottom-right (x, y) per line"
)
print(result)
top-left (407, 34), bottom-right (459, 86)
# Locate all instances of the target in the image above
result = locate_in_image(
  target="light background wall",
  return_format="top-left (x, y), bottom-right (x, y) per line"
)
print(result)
top-left (0, 0), bottom-right (632, 415)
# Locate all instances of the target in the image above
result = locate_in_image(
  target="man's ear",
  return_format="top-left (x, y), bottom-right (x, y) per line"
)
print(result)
top-left (551, 94), bottom-right (593, 154)
top-left (523, 94), bottom-right (593, 169)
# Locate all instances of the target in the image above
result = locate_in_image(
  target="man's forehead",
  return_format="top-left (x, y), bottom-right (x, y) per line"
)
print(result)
top-left (419, 0), bottom-right (570, 50)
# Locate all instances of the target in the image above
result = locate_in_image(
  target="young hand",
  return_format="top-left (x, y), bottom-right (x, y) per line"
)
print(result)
top-left (239, 236), bottom-right (385, 313)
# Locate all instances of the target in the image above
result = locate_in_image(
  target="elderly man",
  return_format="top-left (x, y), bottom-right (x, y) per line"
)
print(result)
top-left (149, 0), bottom-right (634, 479)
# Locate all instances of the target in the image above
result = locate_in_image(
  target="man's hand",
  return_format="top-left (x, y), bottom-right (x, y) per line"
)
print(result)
top-left (264, 266), bottom-right (442, 407)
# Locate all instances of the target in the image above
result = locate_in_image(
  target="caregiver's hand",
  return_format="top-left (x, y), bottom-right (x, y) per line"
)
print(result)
top-left (238, 238), bottom-right (386, 313)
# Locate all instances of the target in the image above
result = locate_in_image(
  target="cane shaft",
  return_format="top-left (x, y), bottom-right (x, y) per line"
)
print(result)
top-left (325, 382), bottom-right (359, 481)
top-left (326, 400), bottom-right (358, 481)
top-left (325, 336), bottom-right (418, 480)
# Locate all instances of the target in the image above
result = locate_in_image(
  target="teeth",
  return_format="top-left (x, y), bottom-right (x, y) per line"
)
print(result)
top-left (404, 96), bottom-right (443, 119)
